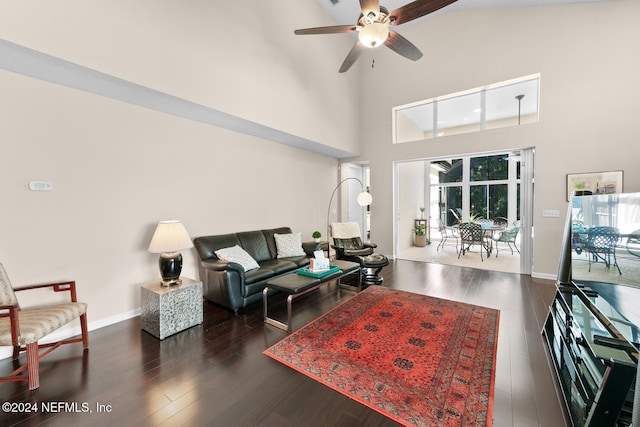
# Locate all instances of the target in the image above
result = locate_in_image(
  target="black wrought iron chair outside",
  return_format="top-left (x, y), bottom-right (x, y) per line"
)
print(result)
top-left (0, 263), bottom-right (89, 390)
top-left (585, 226), bottom-right (622, 275)
top-left (487, 217), bottom-right (509, 241)
top-left (437, 219), bottom-right (459, 252)
top-left (458, 222), bottom-right (486, 261)
top-left (492, 217), bottom-right (509, 228)
top-left (492, 226), bottom-right (520, 257)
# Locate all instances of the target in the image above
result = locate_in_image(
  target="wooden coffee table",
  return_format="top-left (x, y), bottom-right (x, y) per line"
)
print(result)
top-left (263, 260), bottom-right (360, 333)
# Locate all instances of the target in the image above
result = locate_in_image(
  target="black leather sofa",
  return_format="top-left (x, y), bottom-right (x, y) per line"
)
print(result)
top-left (193, 227), bottom-right (314, 312)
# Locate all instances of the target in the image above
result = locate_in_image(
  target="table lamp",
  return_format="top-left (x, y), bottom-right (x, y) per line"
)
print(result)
top-left (148, 220), bottom-right (194, 286)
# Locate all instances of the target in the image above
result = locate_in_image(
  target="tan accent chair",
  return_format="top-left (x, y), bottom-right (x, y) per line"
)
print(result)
top-left (0, 263), bottom-right (88, 390)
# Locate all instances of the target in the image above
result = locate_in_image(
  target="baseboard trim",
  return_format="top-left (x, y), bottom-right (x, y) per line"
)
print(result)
top-left (0, 308), bottom-right (141, 361)
top-left (532, 271), bottom-right (556, 281)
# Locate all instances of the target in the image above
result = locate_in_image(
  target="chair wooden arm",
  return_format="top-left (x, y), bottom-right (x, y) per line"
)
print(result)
top-left (12, 281), bottom-right (79, 302)
top-left (0, 304), bottom-right (21, 348)
top-left (0, 302), bottom-right (19, 311)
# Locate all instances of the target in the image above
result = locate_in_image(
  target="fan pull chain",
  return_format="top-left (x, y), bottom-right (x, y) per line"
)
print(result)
top-left (372, 58), bottom-right (375, 69)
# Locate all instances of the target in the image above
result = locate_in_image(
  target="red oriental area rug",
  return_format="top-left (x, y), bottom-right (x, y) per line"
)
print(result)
top-left (263, 286), bottom-right (499, 427)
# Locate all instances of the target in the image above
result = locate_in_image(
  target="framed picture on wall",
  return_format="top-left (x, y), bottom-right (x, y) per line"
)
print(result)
top-left (566, 170), bottom-right (623, 201)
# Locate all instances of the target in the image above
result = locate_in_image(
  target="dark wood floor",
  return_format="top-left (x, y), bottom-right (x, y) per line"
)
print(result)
top-left (1, 260), bottom-right (568, 427)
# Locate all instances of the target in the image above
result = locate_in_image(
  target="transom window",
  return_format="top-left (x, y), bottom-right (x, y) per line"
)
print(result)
top-left (393, 75), bottom-right (540, 143)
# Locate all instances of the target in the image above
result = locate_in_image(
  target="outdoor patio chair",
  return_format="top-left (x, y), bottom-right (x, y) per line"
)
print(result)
top-left (449, 208), bottom-right (462, 224)
top-left (492, 226), bottom-right (520, 257)
top-left (437, 219), bottom-right (459, 252)
top-left (585, 226), bottom-right (621, 275)
top-left (492, 217), bottom-right (509, 228)
top-left (458, 222), bottom-right (486, 262)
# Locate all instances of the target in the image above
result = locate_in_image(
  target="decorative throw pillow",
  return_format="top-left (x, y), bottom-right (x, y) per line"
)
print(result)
top-left (274, 232), bottom-right (306, 258)
top-left (214, 245), bottom-right (260, 271)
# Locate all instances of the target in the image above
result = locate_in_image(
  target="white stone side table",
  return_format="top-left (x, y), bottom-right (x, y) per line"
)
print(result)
top-left (141, 277), bottom-right (203, 339)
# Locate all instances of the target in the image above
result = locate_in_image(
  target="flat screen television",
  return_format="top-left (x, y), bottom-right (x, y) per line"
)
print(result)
top-left (558, 191), bottom-right (640, 336)
top-left (554, 192), bottom-right (640, 425)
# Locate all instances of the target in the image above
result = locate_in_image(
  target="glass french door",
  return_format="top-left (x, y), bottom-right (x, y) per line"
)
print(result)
top-left (396, 148), bottom-right (534, 274)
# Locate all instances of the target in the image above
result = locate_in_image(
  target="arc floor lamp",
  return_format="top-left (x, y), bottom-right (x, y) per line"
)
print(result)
top-left (326, 177), bottom-right (372, 244)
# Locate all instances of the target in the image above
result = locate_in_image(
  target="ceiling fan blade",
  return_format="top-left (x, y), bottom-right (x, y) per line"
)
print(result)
top-left (384, 30), bottom-right (423, 61)
top-left (294, 25), bottom-right (357, 35)
top-left (339, 41), bottom-right (365, 73)
top-left (359, 0), bottom-right (380, 16)
top-left (388, 0), bottom-right (457, 26)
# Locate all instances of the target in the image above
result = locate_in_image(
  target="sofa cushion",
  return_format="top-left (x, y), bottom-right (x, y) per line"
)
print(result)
top-left (214, 245), bottom-right (260, 271)
top-left (274, 232), bottom-right (305, 258)
top-left (259, 259), bottom-right (298, 275)
top-left (243, 268), bottom-right (278, 297)
top-left (282, 256), bottom-right (311, 268)
top-left (237, 231), bottom-right (271, 262)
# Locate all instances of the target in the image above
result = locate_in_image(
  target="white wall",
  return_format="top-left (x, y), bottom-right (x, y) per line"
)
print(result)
top-left (0, 70), bottom-right (340, 318)
top-left (351, 0), bottom-right (640, 278)
top-left (397, 161), bottom-right (427, 251)
top-left (0, 0), bottom-right (360, 335)
top-left (0, 0), bottom-right (361, 154)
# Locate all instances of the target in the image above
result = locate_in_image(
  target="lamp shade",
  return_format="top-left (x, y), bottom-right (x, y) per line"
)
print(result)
top-left (357, 191), bottom-right (373, 206)
top-left (148, 220), bottom-right (193, 254)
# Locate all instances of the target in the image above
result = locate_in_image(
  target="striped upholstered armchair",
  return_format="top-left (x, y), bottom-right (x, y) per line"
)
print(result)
top-left (0, 263), bottom-right (88, 390)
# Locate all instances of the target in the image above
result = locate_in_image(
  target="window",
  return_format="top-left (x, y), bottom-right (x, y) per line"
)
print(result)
top-left (393, 75), bottom-right (539, 143)
top-left (429, 159), bottom-right (463, 225)
top-left (437, 92), bottom-right (482, 137)
top-left (429, 153), bottom-right (520, 227)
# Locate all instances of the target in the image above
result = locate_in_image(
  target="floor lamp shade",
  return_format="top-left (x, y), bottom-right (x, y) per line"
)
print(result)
top-left (356, 191), bottom-right (373, 206)
top-left (148, 220), bottom-right (194, 285)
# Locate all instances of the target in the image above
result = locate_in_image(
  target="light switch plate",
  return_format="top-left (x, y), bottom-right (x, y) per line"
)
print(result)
top-left (542, 209), bottom-right (560, 218)
top-left (28, 181), bottom-right (53, 191)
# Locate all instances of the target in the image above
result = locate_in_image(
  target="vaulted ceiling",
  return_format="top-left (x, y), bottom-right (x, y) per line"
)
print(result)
top-left (319, 0), bottom-right (614, 26)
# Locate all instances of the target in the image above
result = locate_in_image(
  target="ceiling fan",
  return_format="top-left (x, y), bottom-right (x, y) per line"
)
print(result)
top-left (294, 0), bottom-right (458, 73)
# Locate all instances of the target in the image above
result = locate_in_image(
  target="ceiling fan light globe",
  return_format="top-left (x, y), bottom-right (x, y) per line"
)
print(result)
top-left (358, 23), bottom-right (388, 48)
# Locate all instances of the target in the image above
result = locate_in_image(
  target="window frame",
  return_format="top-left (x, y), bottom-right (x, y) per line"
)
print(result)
top-left (392, 74), bottom-right (540, 144)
